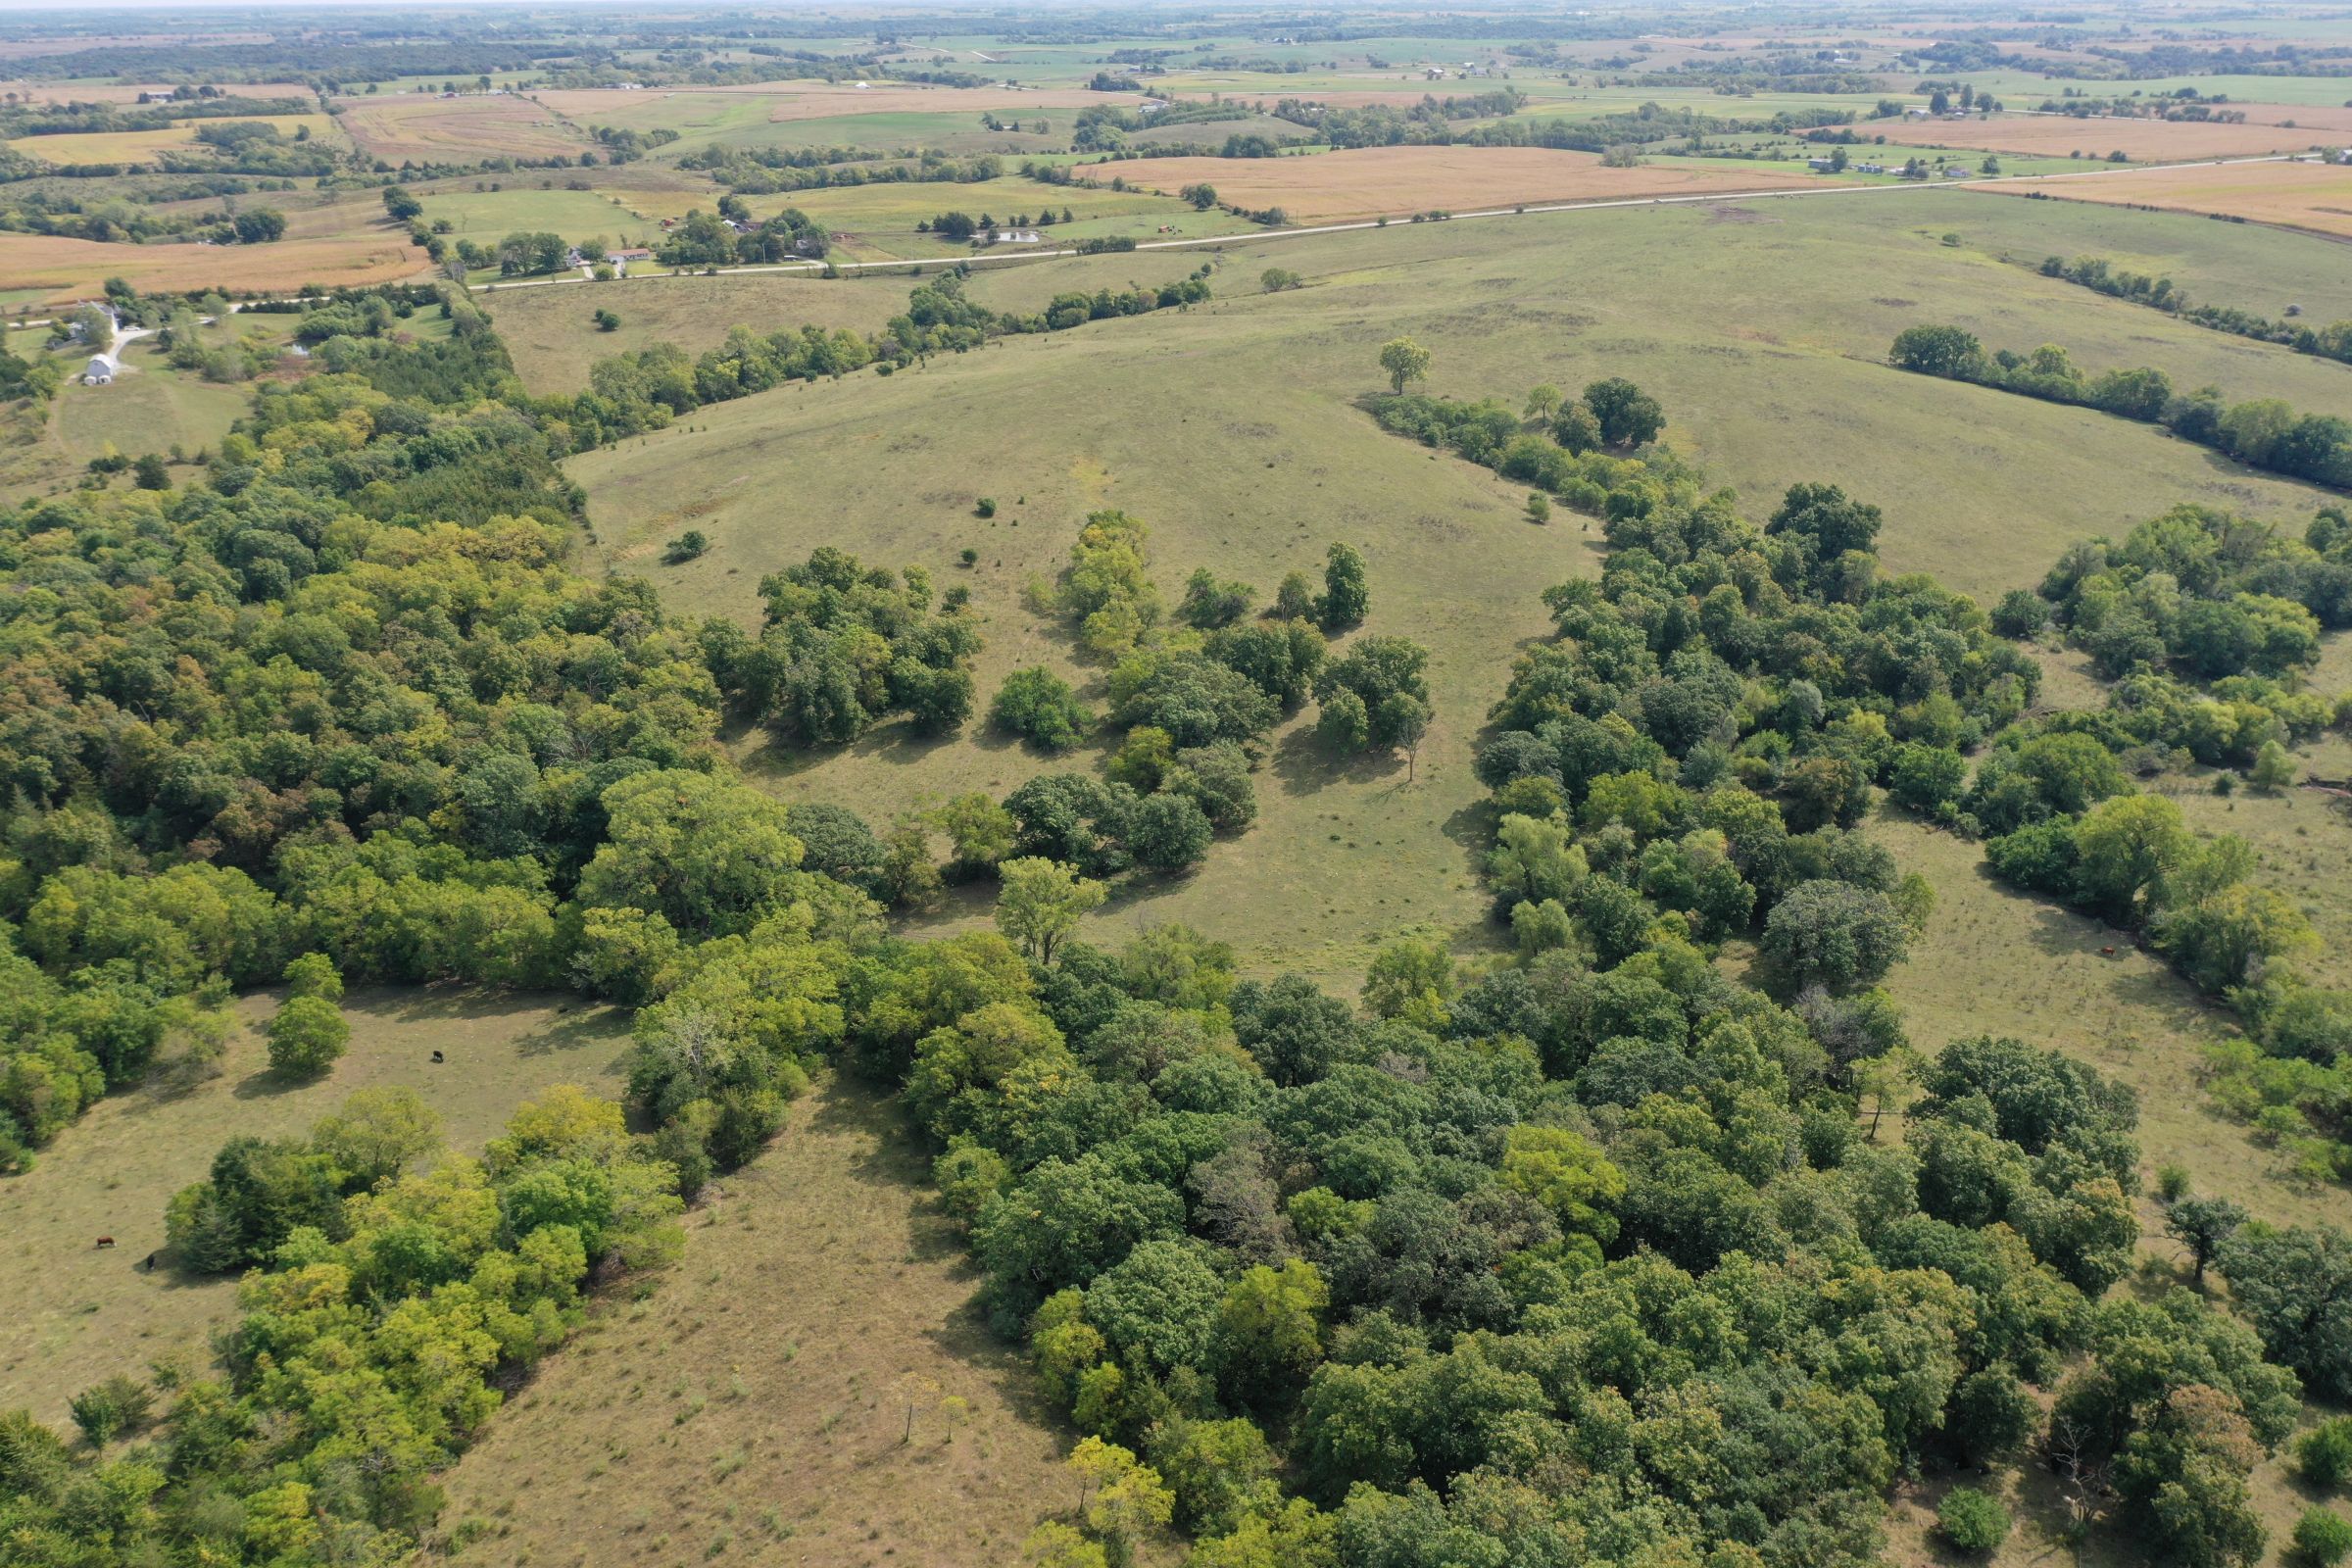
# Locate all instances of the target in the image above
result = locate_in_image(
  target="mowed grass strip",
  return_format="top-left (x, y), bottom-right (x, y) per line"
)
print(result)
top-left (0, 990), bottom-right (632, 1426)
top-left (426, 1082), bottom-right (1098, 1568)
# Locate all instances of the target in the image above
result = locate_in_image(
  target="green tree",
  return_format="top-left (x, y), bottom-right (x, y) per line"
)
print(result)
top-left (995, 858), bottom-right (1108, 962)
top-left (2166, 1195), bottom-right (2246, 1284)
top-left (1318, 542), bottom-right (1369, 631)
top-left (1936, 1488), bottom-right (2009, 1554)
top-left (1377, 336), bottom-right (1430, 395)
top-left (266, 995), bottom-right (348, 1079)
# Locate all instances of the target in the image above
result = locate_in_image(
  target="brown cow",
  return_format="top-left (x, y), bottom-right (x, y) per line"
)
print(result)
top-left (94, 1236), bottom-right (115, 1250)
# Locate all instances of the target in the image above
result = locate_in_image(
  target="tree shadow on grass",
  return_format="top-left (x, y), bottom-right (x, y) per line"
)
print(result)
top-left (1268, 723), bottom-right (1407, 798)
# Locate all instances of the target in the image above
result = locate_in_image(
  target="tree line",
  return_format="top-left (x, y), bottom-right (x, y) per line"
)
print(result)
top-left (1890, 323), bottom-right (2352, 490)
top-left (2035, 252), bottom-right (2352, 368)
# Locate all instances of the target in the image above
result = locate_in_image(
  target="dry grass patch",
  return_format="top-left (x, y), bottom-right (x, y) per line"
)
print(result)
top-left (0, 989), bottom-right (631, 1426)
top-left (425, 1081), bottom-right (1102, 1568)
top-left (1072, 144), bottom-right (1825, 221)
top-left (1880, 113), bottom-right (2321, 161)
top-left (1997, 157), bottom-right (2352, 238)
top-left (336, 94), bottom-right (586, 164)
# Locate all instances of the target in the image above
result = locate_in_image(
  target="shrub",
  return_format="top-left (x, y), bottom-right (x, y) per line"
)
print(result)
top-left (2301, 1417), bottom-right (2352, 1491)
top-left (976, 497), bottom-right (998, 517)
top-left (68, 1376), bottom-right (154, 1447)
top-left (992, 667), bottom-right (1094, 753)
top-left (1936, 1488), bottom-right (2010, 1554)
top-left (2297, 1508), bottom-right (2352, 1567)
top-left (663, 529), bottom-right (710, 564)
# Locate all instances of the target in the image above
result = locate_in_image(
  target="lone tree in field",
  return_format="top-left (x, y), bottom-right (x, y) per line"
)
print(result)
top-left (995, 857), bottom-right (1107, 963)
top-left (268, 995), bottom-right (349, 1079)
top-left (1378, 335), bottom-right (1431, 395)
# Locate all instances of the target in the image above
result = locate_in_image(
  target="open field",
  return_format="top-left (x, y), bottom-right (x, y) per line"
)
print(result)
top-left (336, 94), bottom-right (587, 165)
top-left (0, 989), bottom-right (632, 1427)
top-left (565, 191), bottom-right (2345, 976)
top-left (426, 1081), bottom-right (1115, 1568)
top-left (1880, 113), bottom-right (2327, 161)
top-left (484, 270), bottom-right (913, 391)
top-left (0, 230), bottom-right (426, 305)
top-left (1874, 812), bottom-right (2343, 1233)
top-left (2160, 727), bottom-right (2352, 993)
top-left (1999, 157), bottom-right (2352, 239)
top-left (1073, 145), bottom-right (1830, 221)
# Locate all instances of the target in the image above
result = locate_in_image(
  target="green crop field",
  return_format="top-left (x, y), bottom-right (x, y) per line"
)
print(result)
top-left (0, 991), bottom-right (631, 1427)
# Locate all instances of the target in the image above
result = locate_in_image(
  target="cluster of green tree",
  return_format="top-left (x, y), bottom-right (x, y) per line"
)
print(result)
top-left (685, 146), bottom-right (1003, 197)
top-left (529, 270), bottom-right (1208, 449)
top-left (0, 296), bottom-right (741, 1165)
top-left (1270, 87), bottom-right (1523, 140)
top-left (0, 94), bottom-right (313, 141)
top-left (0, 183), bottom-right (294, 246)
top-left (2073, 40), bottom-right (2352, 79)
top-left (2020, 503), bottom-right (2349, 683)
top-left (2034, 87), bottom-right (2247, 121)
top-left (2036, 253), bottom-right (2352, 368)
top-left (1392, 378), bottom-right (2352, 1567)
top-left (1369, 374), bottom-right (1673, 516)
top-left (1890, 324), bottom-right (2352, 490)
top-left (910, 820), bottom-right (2320, 1567)
top-left (1966, 514), bottom-right (2352, 1189)
top-left (0, 343), bottom-right (66, 406)
top-left (657, 205), bottom-right (830, 268)
top-left (589, 122), bottom-right (682, 163)
top-left (2, 1080), bottom-right (690, 1563)
top-left (978, 521), bottom-right (1420, 890)
top-left (704, 546), bottom-right (980, 744)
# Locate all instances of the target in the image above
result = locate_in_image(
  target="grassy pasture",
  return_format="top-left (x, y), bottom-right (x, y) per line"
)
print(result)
top-left (425, 1081), bottom-right (1113, 1568)
top-left (564, 192), bottom-right (2343, 977)
top-left (1997, 156), bottom-right (2352, 239)
top-left (1873, 812), bottom-right (2342, 1233)
top-left (1071, 145), bottom-right (1831, 222)
top-left (421, 184), bottom-right (665, 246)
top-left (483, 270), bottom-right (914, 392)
top-left (0, 989), bottom-right (632, 1427)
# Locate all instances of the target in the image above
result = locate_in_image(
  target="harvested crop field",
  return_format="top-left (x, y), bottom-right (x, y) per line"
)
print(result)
top-left (335, 93), bottom-right (585, 164)
top-left (0, 230), bottom-right (425, 306)
top-left (531, 81), bottom-right (1133, 125)
top-left (1995, 156), bottom-right (2352, 238)
top-left (1072, 145), bottom-right (1825, 221)
top-left (1879, 113), bottom-right (2320, 160)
